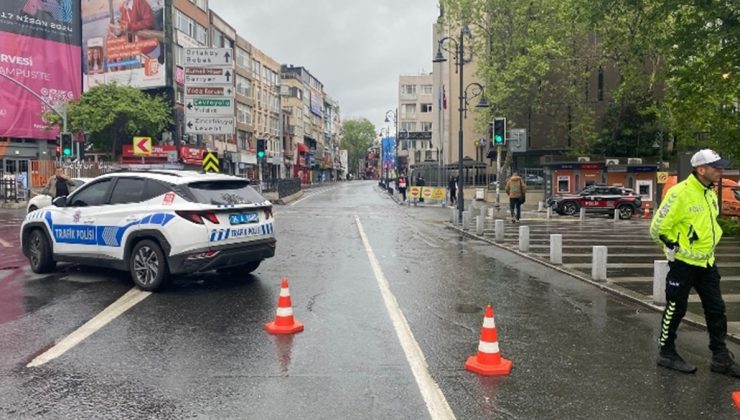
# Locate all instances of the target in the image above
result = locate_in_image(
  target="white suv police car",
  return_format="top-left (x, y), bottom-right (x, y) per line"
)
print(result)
top-left (21, 170), bottom-right (275, 291)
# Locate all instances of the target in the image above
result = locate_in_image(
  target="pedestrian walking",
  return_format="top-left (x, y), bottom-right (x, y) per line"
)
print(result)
top-left (504, 171), bottom-right (526, 223)
top-left (448, 176), bottom-right (457, 206)
top-left (650, 149), bottom-right (739, 377)
top-left (45, 167), bottom-right (74, 198)
top-left (398, 174), bottom-right (408, 202)
top-left (417, 174), bottom-right (425, 203)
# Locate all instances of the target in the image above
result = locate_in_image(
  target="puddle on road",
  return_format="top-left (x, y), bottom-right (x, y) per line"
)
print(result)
top-left (456, 303), bottom-right (483, 314)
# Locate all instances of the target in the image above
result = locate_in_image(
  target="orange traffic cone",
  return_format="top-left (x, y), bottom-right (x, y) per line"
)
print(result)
top-left (642, 204), bottom-right (651, 219)
top-left (733, 392), bottom-right (740, 409)
top-left (264, 278), bottom-right (304, 335)
top-left (465, 304), bottom-right (512, 375)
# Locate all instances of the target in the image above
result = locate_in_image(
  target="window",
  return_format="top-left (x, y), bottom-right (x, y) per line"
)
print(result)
top-left (420, 122), bottom-right (432, 132)
top-left (109, 178), bottom-right (145, 205)
top-left (238, 130), bottom-right (248, 150)
top-left (212, 29), bottom-right (225, 48)
top-left (69, 179), bottom-right (113, 207)
top-left (400, 122), bottom-right (415, 131)
top-left (175, 45), bottom-right (183, 65)
top-left (402, 104), bottom-right (416, 116)
top-left (252, 60), bottom-right (261, 79)
top-left (421, 103), bottom-right (433, 113)
top-left (175, 10), bottom-right (207, 45)
top-left (237, 103), bottom-right (252, 125)
top-left (401, 84), bottom-right (416, 95)
top-left (236, 75), bottom-right (251, 97)
top-left (143, 180), bottom-right (172, 201)
top-left (236, 48), bottom-right (249, 68)
top-left (421, 84), bottom-right (433, 95)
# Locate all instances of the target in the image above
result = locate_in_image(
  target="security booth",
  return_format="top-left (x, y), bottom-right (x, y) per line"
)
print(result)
top-left (544, 161), bottom-right (605, 196)
top-left (544, 159), bottom-right (658, 203)
top-left (606, 163), bottom-right (658, 206)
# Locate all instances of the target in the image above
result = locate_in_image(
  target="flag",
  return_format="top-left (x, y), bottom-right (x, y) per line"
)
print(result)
top-left (442, 85), bottom-right (447, 110)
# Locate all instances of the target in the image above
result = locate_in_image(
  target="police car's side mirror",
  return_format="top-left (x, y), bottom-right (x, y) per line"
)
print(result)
top-left (52, 196), bottom-right (67, 207)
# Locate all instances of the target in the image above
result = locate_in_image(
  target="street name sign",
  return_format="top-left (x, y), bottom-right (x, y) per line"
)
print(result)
top-left (185, 85), bottom-right (234, 97)
top-left (185, 116), bottom-right (235, 135)
top-left (184, 48), bottom-right (234, 67)
top-left (184, 66), bottom-right (233, 84)
top-left (184, 97), bottom-right (234, 116)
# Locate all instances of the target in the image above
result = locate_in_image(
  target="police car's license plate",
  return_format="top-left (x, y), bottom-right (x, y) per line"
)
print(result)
top-left (229, 212), bottom-right (257, 225)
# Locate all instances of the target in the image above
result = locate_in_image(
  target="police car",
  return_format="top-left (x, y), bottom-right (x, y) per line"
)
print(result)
top-left (20, 170), bottom-right (276, 291)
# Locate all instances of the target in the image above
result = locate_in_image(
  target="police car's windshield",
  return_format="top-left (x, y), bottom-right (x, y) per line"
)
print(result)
top-left (187, 180), bottom-right (264, 205)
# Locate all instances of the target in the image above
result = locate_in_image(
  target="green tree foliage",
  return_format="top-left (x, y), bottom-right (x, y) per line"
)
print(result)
top-left (340, 118), bottom-right (377, 177)
top-left (45, 83), bottom-right (172, 158)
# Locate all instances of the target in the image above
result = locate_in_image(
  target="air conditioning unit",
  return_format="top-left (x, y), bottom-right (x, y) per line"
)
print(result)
top-left (627, 158), bottom-right (643, 165)
top-left (605, 158), bottom-right (619, 166)
top-left (577, 156), bottom-right (590, 162)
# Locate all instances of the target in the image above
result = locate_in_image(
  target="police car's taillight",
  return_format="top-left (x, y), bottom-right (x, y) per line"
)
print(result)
top-left (176, 211), bottom-right (220, 224)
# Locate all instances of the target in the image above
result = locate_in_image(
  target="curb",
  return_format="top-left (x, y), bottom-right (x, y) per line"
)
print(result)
top-left (447, 222), bottom-right (740, 344)
top-left (274, 190), bottom-right (304, 205)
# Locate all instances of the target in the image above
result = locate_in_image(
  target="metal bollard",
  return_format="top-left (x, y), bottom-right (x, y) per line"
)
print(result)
top-left (518, 225), bottom-right (530, 252)
top-left (613, 208), bottom-right (620, 221)
top-left (546, 207), bottom-right (552, 220)
top-left (538, 201), bottom-right (545, 212)
top-left (476, 215), bottom-right (484, 235)
top-left (550, 234), bottom-right (562, 264)
top-left (579, 207), bottom-right (586, 221)
top-left (495, 219), bottom-right (505, 242)
top-left (592, 246), bottom-right (608, 281)
top-left (653, 260), bottom-right (669, 305)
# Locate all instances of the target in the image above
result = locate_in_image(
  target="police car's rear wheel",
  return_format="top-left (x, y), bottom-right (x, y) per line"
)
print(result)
top-left (130, 240), bottom-right (168, 291)
top-left (562, 201), bottom-right (579, 216)
top-left (28, 229), bottom-right (55, 273)
top-left (618, 204), bottom-right (634, 220)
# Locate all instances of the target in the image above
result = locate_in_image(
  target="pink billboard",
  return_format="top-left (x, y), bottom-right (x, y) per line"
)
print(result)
top-left (0, 0), bottom-right (81, 140)
top-left (0, 33), bottom-right (81, 139)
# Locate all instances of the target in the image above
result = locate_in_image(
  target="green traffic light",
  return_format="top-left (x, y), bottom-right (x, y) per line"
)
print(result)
top-left (63, 148), bottom-right (72, 156)
top-left (257, 151), bottom-right (265, 158)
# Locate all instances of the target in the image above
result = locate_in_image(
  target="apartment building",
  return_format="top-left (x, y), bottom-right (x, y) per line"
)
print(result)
top-left (398, 73), bottom-right (438, 173)
top-left (251, 48), bottom-right (282, 179)
top-left (234, 36), bottom-right (256, 179)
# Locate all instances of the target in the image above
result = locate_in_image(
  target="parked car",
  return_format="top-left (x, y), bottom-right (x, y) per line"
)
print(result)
top-left (20, 170), bottom-right (275, 291)
top-left (524, 174), bottom-right (544, 185)
top-left (547, 184), bottom-right (642, 219)
top-left (27, 178), bottom-right (92, 213)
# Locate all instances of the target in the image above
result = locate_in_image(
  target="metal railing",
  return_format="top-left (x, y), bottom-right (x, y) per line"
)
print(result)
top-left (1, 174), bottom-right (22, 202)
top-left (261, 177), bottom-right (301, 198)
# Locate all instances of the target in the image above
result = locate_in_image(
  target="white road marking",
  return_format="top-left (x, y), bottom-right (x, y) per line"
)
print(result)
top-left (0, 238), bottom-right (11, 247)
top-left (355, 216), bottom-right (455, 420)
top-left (289, 187), bottom-right (333, 206)
top-left (403, 221), bottom-right (440, 248)
top-left (27, 287), bottom-right (151, 368)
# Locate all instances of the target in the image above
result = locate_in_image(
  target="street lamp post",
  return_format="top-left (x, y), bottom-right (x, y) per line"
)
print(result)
top-left (434, 26), bottom-right (489, 223)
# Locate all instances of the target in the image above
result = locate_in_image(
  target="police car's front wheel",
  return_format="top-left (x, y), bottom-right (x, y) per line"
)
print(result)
top-left (130, 240), bottom-right (168, 291)
top-left (28, 229), bottom-right (55, 273)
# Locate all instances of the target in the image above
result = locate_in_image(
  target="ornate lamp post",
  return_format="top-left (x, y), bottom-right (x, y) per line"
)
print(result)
top-left (434, 26), bottom-right (489, 221)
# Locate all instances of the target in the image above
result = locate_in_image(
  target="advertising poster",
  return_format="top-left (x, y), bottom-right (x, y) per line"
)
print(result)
top-left (82, 0), bottom-right (165, 91)
top-left (0, 0), bottom-right (82, 139)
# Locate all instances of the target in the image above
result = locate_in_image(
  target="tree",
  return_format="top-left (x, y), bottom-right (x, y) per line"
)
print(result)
top-left (45, 82), bottom-right (172, 158)
top-left (340, 118), bottom-right (377, 177)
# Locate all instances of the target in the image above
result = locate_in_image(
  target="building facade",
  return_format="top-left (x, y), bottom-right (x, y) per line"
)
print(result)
top-left (397, 73), bottom-right (438, 175)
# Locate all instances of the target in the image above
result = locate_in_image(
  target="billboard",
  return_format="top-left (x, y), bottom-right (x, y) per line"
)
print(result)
top-left (0, 0), bottom-right (82, 139)
top-left (82, 0), bottom-right (165, 91)
top-left (310, 89), bottom-right (322, 117)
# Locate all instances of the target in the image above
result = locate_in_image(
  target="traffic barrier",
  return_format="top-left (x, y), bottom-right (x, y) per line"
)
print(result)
top-left (592, 246), bottom-right (608, 281)
top-left (518, 225), bottom-right (530, 252)
top-left (550, 234), bottom-right (562, 264)
top-left (494, 219), bottom-right (504, 242)
top-left (465, 304), bottom-right (512, 376)
top-left (653, 260), bottom-right (668, 305)
top-left (733, 392), bottom-right (740, 409)
top-left (264, 278), bottom-right (304, 335)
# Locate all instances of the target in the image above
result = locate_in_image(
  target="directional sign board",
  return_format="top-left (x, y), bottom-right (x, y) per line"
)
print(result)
top-left (184, 66), bottom-right (233, 84)
top-left (185, 85), bottom-right (234, 97)
top-left (133, 136), bottom-right (152, 156)
top-left (184, 97), bottom-right (234, 116)
top-left (202, 151), bottom-right (220, 173)
top-left (184, 48), bottom-right (233, 67)
top-left (185, 116), bottom-right (235, 135)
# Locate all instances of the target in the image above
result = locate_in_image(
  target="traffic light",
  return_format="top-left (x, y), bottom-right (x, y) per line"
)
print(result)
top-left (256, 139), bottom-right (266, 159)
top-left (60, 132), bottom-right (72, 157)
top-left (493, 118), bottom-right (506, 146)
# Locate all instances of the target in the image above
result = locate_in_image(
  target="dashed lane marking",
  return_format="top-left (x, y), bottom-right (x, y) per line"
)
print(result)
top-left (26, 287), bottom-right (151, 368)
top-left (355, 215), bottom-right (455, 420)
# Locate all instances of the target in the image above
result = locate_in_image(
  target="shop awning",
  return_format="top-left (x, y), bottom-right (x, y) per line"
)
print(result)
top-left (296, 143), bottom-right (309, 153)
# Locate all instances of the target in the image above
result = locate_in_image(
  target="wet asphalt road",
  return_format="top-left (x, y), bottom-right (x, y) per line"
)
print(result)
top-left (0, 181), bottom-right (739, 419)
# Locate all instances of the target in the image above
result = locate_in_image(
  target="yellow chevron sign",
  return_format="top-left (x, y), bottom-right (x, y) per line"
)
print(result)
top-left (202, 152), bottom-right (220, 173)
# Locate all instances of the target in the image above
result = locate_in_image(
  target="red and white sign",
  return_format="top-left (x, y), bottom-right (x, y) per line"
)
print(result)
top-left (133, 136), bottom-right (152, 156)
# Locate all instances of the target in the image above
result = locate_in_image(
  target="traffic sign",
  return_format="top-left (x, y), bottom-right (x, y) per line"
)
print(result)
top-left (133, 136), bottom-right (152, 156)
top-left (185, 116), bottom-right (235, 135)
top-left (185, 85), bottom-right (234, 97)
top-left (184, 66), bottom-right (233, 84)
top-left (184, 97), bottom-right (234, 116)
top-left (202, 152), bottom-right (220, 173)
top-left (184, 48), bottom-right (234, 67)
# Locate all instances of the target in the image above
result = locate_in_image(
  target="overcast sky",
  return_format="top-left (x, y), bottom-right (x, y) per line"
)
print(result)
top-left (209, 0), bottom-right (439, 132)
